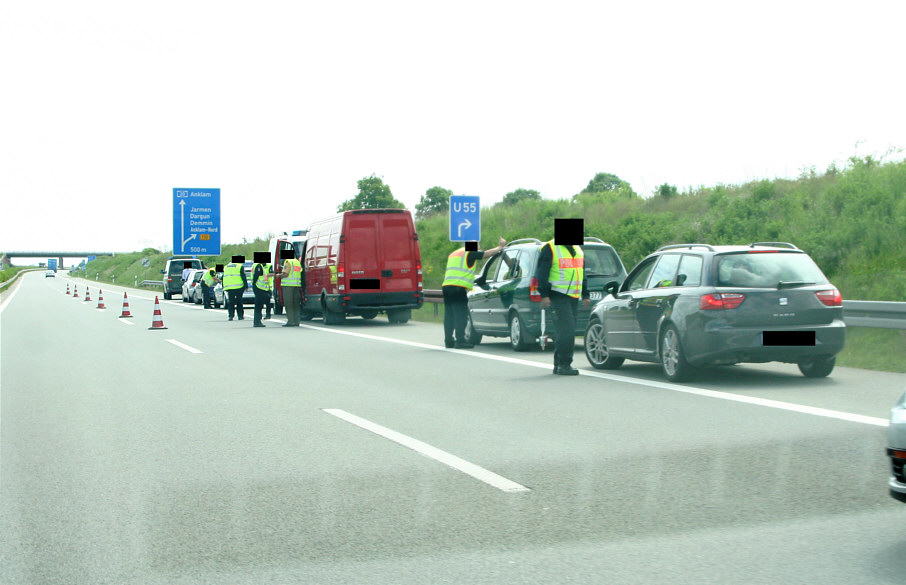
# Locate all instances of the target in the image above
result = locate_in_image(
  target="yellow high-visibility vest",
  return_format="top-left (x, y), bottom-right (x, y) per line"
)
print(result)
top-left (222, 263), bottom-right (244, 291)
top-left (441, 248), bottom-right (477, 290)
top-left (546, 242), bottom-right (584, 299)
top-left (283, 259), bottom-right (302, 287)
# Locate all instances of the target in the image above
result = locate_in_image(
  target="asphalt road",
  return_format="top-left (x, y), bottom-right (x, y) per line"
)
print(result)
top-left (2, 272), bottom-right (905, 584)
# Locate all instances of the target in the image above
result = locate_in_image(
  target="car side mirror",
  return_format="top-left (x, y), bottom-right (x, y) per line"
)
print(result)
top-left (160, 269), bottom-right (165, 274)
top-left (605, 281), bottom-right (620, 297)
top-left (474, 275), bottom-right (487, 287)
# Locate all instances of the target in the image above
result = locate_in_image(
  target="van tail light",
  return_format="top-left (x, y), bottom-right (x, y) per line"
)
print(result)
top-left (700, 293), bottom-right (746, 310)
top-left (815, 288), bottom-right (842, 307)
top-left (416, 261), bottom-right (423, 289)
top-left (529, 277), bottom-right (541, 302)
top-left (337, 262), bottom-right (345, 279)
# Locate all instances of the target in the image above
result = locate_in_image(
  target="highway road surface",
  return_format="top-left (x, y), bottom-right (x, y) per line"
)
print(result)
top-left (2, 272), bottom-right (905, 584)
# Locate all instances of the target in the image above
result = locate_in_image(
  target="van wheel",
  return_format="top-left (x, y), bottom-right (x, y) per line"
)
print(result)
top-left (661, 325), bottom-right (695, 382)
top-left (464, 313), bottom-right (482, 345)
top-left (798, 356), bottom-right (835, 378)
top-left (322, 300), bottom-right (345, 325)
top-left (300, 310), bottom-right (315, 321)
top-left (163, 292), bottom-right (171, 300)
top-left (509, 313), bottom-right (533, 352)
top-left (388, 309), bottom-right (410, 324)
top-left (361, 310), bottom-right (378, 320)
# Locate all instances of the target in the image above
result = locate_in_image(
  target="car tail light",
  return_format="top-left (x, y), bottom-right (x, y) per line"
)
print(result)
top-left (815, 288), bottom-right (842, 307)
top-left (891, 450), bottom-right (906, 460)
top-left (529, 277), bottom-right (541, 302)
top-left (700, 293), bottom-right (746, 310)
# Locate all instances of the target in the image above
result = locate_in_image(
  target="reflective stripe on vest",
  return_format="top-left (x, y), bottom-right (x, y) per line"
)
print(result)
top-left (222, 263), bottom-right (244, 291)
top-left (441, 248), bottom-right (476, 289)
top-left (201, 269), bottom-right (215, 287)
top-left (547, 242), bottom-right (584, 299)
top-left (252, 263), bottom-right (270, 291)
top-left (283, 259), bottom-right (302, 287)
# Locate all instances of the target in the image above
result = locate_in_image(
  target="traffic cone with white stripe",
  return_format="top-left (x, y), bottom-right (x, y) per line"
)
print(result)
top-left (148, 296), bottom-right (167, 330)
top-left (66, 283), bottom-right (70, 295)
top-left (96, 289), bottom-right (106, 309)
top-left (119, 292), bottom-right (133, 318)
top-left (83, 287), bottom-right (91, 302)
top-left (73, 285), bottom-right (79, 298)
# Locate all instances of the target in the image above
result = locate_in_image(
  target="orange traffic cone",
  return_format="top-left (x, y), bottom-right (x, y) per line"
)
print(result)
top-left (73, 285), bottom-right (79, 298)
top-left (83, 287), bottom-right (91, 302)
top-left (96, 289), bottom-right (106, 309)
top-left (148, 296), bottom-right (168, 330)
top-left (119, 292), bottom-right (133, 318)
top-left (66, 283), bottom-right (70, 295)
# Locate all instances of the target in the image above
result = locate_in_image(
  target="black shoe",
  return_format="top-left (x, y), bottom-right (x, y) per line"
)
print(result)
top-left (228, 317), bottom-right (233, 321)
top-left (454, 341), bottom-right (474, 349)
top-left (254, 322), bottom-right (265, 327)
top-left (553, 366), bottom-right (579, 376)
top-left (444, 339), bottom-right (455, 348)
top-left (238, 316), bottom-right (244, 320)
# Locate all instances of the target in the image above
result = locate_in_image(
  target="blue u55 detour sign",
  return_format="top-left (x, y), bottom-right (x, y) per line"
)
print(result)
top-left (449, 195), bottom-right (480, 242)
top-left (173, 188), bottom-right (221, 255)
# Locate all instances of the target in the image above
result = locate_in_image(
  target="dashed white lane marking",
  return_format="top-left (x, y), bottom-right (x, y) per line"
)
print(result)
top-left (165, 339), bottom-right (203, 354)
top-left (323, 408), bottom-right (531, 493)
top-left (302, 324), bottom-right (890, 428)
top-left (118, 318), bottom-right (135, 325)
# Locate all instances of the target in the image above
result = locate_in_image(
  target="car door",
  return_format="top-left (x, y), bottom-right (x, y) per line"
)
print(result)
top-left (468, 253), bottom-right (499, 331)
top-left (489, 248), bottom-right (522, 332)
top-left (631, 254), bottom-right (682, 355)
top-left (605, 257), bottom-right (658, 354)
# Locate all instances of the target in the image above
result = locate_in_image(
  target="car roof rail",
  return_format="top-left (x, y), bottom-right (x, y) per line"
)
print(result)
top-left (506, 238), bottom-right (543, 247)
top-left (583, 237), bottom-right (605, 243)
top-left (656, 243), bottom-right (716, 252)
top-left (749, 241), bottom-right (800, 250)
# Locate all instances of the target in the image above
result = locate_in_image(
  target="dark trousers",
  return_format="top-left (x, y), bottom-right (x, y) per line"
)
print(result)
top-left (227, 289), bottom-right (244, 319)
top-left (443, 285), bottom-right (469, 343)
top-left (283, 286), bottom-right (302, 326)
top-left (253, 288), bottom-right (269, 323)
top-left (550, 292), bottom-right (578, 368)
top-left (201, 283), bottom-right (211, 308)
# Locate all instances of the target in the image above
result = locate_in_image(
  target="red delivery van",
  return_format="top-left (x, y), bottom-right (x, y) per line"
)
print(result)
top-left (302, 209), bottom-right (423, 324)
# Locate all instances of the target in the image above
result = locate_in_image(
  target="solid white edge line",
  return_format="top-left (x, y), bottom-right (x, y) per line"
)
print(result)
top-left (165, 339), bottom-right (203, 354)
top-left (302, 323), bottom-right (890, 428)
top-left (323, 408), bottom-right (531, 493)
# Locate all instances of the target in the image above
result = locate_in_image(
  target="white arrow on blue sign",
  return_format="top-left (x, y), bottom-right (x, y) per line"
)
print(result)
top-left (449, 195), bottom-right (480, 242)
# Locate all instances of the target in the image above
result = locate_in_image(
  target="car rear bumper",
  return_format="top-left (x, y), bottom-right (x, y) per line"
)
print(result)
top-left (687, 320), bottom-right (845, 365)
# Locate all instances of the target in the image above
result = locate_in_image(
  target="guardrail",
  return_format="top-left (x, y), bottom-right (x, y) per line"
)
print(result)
top-left (0, 268), bottom-right (43, 290)
top-left (422, 290), bottom-right (906, 329)
top-left (140, 280), bottom-right (162, 287)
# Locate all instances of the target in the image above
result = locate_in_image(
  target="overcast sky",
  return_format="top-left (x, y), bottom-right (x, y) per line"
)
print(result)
top-left (2, 1), bottom-right (903, 255)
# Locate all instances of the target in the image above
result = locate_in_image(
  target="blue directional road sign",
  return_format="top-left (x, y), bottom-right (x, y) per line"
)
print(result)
top-left (449, 195), bottom-right (480, 242)
top-left (173, 188), bottom-right (221, 255)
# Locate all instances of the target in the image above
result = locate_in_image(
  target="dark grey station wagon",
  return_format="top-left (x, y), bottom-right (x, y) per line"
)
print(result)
top-left (583, 242), bottom-right (846, 381)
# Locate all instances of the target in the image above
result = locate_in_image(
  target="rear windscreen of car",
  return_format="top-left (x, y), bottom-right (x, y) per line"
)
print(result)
top-left (717, 252), bottom-right (828, 288)
top-left (584, 248), bottom-right (622, 277)
top-left (169, 261), bottom-right (201, 275)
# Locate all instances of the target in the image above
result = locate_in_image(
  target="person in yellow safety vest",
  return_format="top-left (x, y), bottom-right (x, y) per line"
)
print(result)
top-left (442, 237), bottom-right (506, 349)
top-left (280, 254), bottom-right (303, 327)
top-left (536, 240), bottom-right (590, 375)
top-left (251, 260), bottom-right (272, 327)
top-left (222, 259), bottom-right (248, 321)
top-left (200, 267), bottom-right (219, 309)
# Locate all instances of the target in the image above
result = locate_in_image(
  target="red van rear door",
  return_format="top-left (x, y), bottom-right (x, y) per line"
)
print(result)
top-left (345, 214), bottom-right (381, 293)
top-left (379, 213), bottom-right (419, 293)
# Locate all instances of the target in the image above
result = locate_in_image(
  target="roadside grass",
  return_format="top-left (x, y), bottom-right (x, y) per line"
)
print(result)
top-left (0, 266), bottom-right (32, 293)
top-left (412, 302), bottom-right (906, 373)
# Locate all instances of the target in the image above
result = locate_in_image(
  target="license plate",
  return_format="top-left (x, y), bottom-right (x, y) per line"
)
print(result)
top-left (590, 291), bottom-right (603, 301)
top-left (762, 331), bottom-right (816, 346)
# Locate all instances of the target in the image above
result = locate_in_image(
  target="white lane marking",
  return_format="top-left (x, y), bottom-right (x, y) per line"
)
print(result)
top-left (165, 339), bottom-right (203, 354)
top-left (323, 408), bottom-right (531, 493)
top-left (302, 323), bottom-right (890, 428)
top-left (118, 319), bottom-right (135, 325)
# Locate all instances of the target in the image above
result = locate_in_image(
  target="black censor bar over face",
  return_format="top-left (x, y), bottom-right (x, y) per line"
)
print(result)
top-left (254, 251), bottom-right (270, 264)
top-left (762, 331), bottom-right (816, 346)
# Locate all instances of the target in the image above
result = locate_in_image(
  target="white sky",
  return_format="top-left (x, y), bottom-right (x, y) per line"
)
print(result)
top-left (2, 0), bottom-right (904, 255)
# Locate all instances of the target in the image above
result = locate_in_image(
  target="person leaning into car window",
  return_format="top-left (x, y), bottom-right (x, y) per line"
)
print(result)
top-left (200, 267), bottom-right (219, 309)
top-left (537, 240), bottom-right (590, 375)
top-left (442, 237), bottom-right (506, 349)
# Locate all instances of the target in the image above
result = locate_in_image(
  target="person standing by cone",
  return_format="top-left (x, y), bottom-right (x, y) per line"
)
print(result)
top-left (442, 237), bottom-right (506, 348)
top-left (223, 255), bottom-right (248, 321)
top-left (251, 252), bottom-right (272, 327)
top-left (279, 249), bottom-right (303, 327)
top-left (536, 219), bottom-right (590, 375)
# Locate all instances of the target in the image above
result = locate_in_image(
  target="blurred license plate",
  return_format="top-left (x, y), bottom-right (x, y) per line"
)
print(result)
top-left (762, 331), bottom-right (816, 346)
top-left (590, 291), bottom-right (603, 301)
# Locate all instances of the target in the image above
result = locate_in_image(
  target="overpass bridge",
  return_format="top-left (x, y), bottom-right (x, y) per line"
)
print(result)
top-left (1, 251), bottom-right (117, 269)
